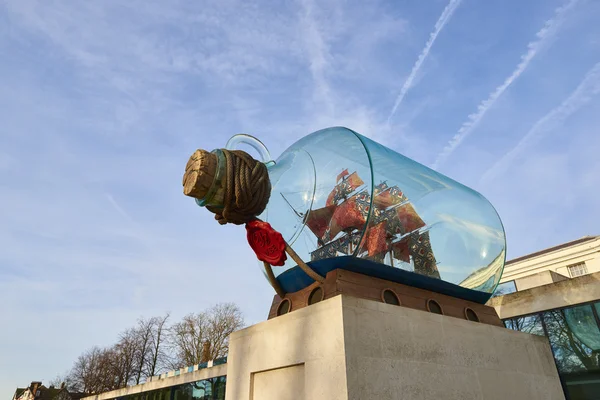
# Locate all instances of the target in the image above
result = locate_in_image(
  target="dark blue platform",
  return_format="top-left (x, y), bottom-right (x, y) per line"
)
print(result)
top-left (276, 256), bottom-right (491, 304)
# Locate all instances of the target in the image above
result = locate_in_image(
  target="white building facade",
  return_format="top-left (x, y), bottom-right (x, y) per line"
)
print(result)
top-left (489, 235), bottom-right (600, 400)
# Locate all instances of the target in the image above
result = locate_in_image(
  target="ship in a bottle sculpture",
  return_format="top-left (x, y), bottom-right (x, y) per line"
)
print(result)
top-left (183, 127), bottom-right (506, 323)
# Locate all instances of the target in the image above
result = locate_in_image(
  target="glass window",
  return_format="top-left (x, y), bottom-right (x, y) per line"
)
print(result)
top-left (111, 376), bottom-right (226, 400)
top-left (504, 314), bottom-right (545, 336)
top-left (542, 306), bottom-right (600, 373)
top-left (542, 305), bottom-right (600, 399)
top-left (564, 306), bottom-right (600, 352)
top-left (190, 377), bottom-right (226, 400)
top-left (158, 387), bottom-right (171, 400)
top-left (504, 305), bottom-right (600, 400)
top-left (568, 263), bottom-right (588, 278)
top-left (173, 384), bottom-right (194, 400)
top-left (492, 280), bottom-right (516, 297)
top-left (191, 380), bottom-right (211, 400)
top-left (213, 357), bottom-right (227, 366)
top-left (214, 376), bottom-right (227, 400)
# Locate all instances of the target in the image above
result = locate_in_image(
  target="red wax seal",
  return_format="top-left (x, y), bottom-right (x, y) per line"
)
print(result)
top-left (246, 220), bottom-right (287, 266)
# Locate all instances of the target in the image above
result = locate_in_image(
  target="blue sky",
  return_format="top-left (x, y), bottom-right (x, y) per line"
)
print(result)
top-left (1, 0), bottom-right (599, 396)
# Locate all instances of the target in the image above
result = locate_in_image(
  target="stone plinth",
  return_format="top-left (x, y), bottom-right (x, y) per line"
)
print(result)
top-left (226, 295), bottom-right (564, 400)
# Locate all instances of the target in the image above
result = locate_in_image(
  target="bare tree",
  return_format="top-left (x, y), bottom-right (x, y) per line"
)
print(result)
top-left (69, 346), bottom-right (98, 393)
top-left (206, 303), bottom-right (244, 360)
top-left (169, 303), bottom-right (244, 368)
top-left (132, 318), bottom-right (154, 385)
top-left (67, 342), bottom-right (138, 394)
top-left (170, 312), bottom-right (209, 367)
top-left (112, 328), bottom-right (139, 388)
top-left (62, 305), bottom-right (242, 392)
top-left (68, 346), bottom-right (115, 394)
top-left (145, 313), bottom-right (170, 378)
top-left (49, 373), bottom-right (77, 391)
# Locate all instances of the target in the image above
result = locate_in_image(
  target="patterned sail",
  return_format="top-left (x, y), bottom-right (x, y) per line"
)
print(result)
top-left (326, 172), bottom-right (364, 206)
top-left (309, 174), bottom-right (440, 279)
top-left (328, 190), bottom-right (370, 239)
top-left (305, 171), bottom-right (365, 241)
top-left (373, 182), bottom-right (407, 209)
top-left (304, 205), bottom-right (336, 241)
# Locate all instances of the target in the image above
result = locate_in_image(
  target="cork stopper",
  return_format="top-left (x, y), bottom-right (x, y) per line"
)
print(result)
top-left (183, 149), bottom-right (218, 199)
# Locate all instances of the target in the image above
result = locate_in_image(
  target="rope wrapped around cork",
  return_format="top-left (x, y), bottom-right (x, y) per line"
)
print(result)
top-left (183, 148), bottom-right (325, 297)
top-left (183, 149), bottom-right (270, 225)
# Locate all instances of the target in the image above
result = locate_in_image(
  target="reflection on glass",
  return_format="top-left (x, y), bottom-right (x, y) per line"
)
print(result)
top-left (213, 357), bottom-right (227, 366)
top-left (543, 307), bottom-right (600, 374)
top-left (492, 281), bottom-right (517, 297)
top-left (115, 377), bottom-right (226, 400)
top-left (565, 306), bottom-right (600, 351)
top-left (504, 305), bottom-right (600, 400)
top-left (155, 387), bottom-right (170, 400)
top-left (173, 382), bottom-right (190, 400)
top-left (504, 314), bottom-right (545, 336)
top-left (189, 377), bottom-right (226, 400)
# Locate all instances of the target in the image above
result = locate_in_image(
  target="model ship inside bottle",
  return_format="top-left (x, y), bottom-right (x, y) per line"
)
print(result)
top-left (305, 170), bottom-right (440, 280)
top-left (240, 127), bottom-right (507, 304)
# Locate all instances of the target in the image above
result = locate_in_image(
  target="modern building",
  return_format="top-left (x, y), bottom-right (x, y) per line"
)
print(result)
top-left (488, 235), bottom-right (600, 400)
top-left (81, 359), bottom-right (227, 400)
top-left (12, 382), bottom-right (86, 400)
top-left (80, 236), bottom-right (600, 400)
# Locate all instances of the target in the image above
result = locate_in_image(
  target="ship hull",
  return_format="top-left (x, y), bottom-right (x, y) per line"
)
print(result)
top-left (276, 256), bottom-right (492, 304)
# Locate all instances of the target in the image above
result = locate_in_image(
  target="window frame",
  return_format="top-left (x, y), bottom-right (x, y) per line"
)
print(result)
top-left (567, 262), bottom-right (588, 278)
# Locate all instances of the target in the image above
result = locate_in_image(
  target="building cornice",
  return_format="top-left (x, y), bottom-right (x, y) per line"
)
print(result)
top-left (505, 236), bottom-right (599, 266)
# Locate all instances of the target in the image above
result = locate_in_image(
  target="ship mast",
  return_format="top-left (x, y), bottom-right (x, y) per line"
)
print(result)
top-left (280, 192), bottom-right (305, 219)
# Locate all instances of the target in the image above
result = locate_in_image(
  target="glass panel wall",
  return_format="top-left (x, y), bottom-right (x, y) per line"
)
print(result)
top-left (545, 305), bottom-right (600, 400)
top-left (492, 280), bottom-right (516, 297)
top-left (504, 313), bottom-right (544, 336)
top-left (115, 376), bottom-right (226, 400)
top-left (503, 302), bottom-right (600, 400)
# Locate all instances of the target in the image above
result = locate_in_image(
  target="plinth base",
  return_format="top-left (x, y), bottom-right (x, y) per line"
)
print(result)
top-left (268, 269), bottom-right (503, 327)
top-left (226, 295), bottom-right (564, 400)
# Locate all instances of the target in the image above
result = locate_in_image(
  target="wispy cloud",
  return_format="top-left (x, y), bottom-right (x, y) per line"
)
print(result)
top-left (482, 61), bottom-right (600, 182)
top-left (387, 0), bottom-right (463, 124)
top-left (1, 0), bottom-right (599, 397)
top-left (298, 0), bottom-right (335, 115)
top-left (432, 0), bottom-right (580, 169)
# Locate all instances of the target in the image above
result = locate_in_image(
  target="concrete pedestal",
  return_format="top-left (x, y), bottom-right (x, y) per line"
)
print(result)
top-left (225, 295), bottom-right (565, 400)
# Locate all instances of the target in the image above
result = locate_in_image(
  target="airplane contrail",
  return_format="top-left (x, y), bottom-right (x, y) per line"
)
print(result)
top-left (106, 193), bottom-right (134, 222)
top-left (481, 61), bottom-right (600, 183)
top-left (387, 0), bottom-right (463, 124)
top-left (432, 0), bottom-right (580, 169)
